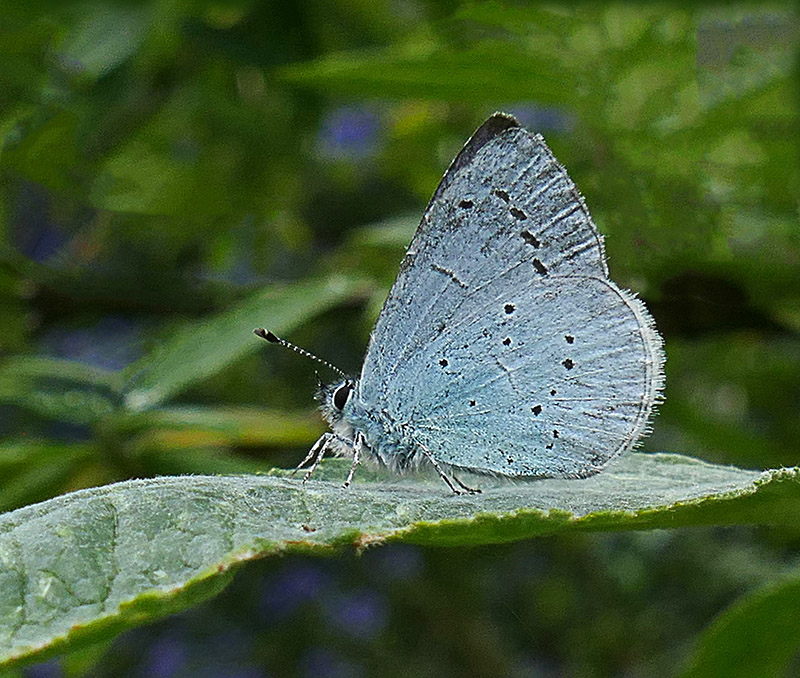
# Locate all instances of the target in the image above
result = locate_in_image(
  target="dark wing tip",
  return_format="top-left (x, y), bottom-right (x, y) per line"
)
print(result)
top-left (431, 112), bottom-right (521, 202)
top-left (480, 111), bottom-right (521, 135)
top-left (462, 113), bottom-right (521, 159)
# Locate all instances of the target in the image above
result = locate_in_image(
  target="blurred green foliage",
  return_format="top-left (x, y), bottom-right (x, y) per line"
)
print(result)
top-left (0, 0), bottom-right (798, 676)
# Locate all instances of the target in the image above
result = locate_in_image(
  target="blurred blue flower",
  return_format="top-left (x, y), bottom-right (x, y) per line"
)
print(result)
top-left (365, 543), bottom-right (424, 582)
top-left (505, 105), bottom-right (574, 134)
top-left (260, 562), bottom-right (330, 622)
top-left (12, 182), bottom-right (69, 263)
top-left (194, 664), bottom-right (264, 678)
top-left (300, 646), bottom-right (362, 678)
top-left (317, 107), bottom-right (381, 160)
top-left (138, 632), bottom-right (188, 678)
top-left (324, 589), bottom-right (387, 641)
top-left (202, 628), bottom-right (256, 667)
top-left (42, 315), bottom-right (143, 370)
top-left (24, 659), bottom-right (62, 678)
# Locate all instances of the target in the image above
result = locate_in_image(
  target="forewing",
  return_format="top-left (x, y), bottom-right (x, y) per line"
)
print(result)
top-left (359, 114), bottom-right (609, 408)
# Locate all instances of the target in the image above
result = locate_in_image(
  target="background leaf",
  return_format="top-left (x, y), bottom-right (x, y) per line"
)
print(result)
top-left (683, 572), bottom-right (800, 678)
top-left (121, 275), bottom-right (366, 411)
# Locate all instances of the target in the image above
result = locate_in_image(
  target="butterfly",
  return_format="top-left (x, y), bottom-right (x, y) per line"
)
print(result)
top-left (256, 112), bottom-right (664, 494)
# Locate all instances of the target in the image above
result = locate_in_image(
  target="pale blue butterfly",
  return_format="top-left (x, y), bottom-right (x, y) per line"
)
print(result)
top-left (256, 113), bottom-right (664, 494)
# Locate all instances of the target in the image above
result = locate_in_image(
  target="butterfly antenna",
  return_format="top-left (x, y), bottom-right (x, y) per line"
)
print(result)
top-left (254, 328), bottom-right (347, 379)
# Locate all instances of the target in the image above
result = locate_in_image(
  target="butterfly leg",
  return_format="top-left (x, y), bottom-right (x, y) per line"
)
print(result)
top-left (415, 441), bottom-right (468, 495)
top-left (452, 473), bottom-right (481, 494)
top-left (303, 433), bottom-right (338, 483)
top-left (291, 432), bottom-right (331, 478)
top-left (343, 432), bottom-right (365, 488)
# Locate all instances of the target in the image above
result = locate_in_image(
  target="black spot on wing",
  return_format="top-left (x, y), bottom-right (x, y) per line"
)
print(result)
top-left (504, 303), bottom-right (515, 314)
top-left (458, 199), bottom-right (474, 209)
top-left (531, 404), bottom-right (542, 416)
top-left (493, 189), bottom-right (510, 202)
top-left (565, 334), bottom-right (574, 344)
top-left (510, 207), bottom-right (527, 220)
top-left (520, 230), bottom-right (540, 248)
top-left (532, 258), bottom-right (548, 276)
top-left (562, 358), bottom-right (574, 370)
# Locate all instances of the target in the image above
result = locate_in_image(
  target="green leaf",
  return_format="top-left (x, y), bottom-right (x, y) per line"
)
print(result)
top-left (682, 572), bottom-right (800, 678)
top-left (1, 453), bottom-right (798, 667)
top-left (278, 41), bottom-right (576, 105)
top-left (0, 440), bottom-right (96, 513)
top-left (348, 214), bottom-right (418, 249)
top-left (0, 357), bottom-right (119, 390)
top-left (128, 404), bottom-right (321, 447)
top-left (124, 405), bottom-right (324, 475)
top-left (0, 107), bottom-right (33, 164)
top-left (56, 6), bottom-right (147, 82)
top-left (121, 275), bottom-right (366, 411)
top-left (134, 445), bottom-right (277, 477)
top-left (0, 357), bottom-right (120, 425)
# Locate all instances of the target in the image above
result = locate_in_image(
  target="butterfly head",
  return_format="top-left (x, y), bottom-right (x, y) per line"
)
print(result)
top-left (316, 377), bottom-right (357, 438)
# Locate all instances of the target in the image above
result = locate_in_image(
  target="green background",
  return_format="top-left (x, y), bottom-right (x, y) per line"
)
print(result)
top-left (0, 1), bottom-right (798, 676)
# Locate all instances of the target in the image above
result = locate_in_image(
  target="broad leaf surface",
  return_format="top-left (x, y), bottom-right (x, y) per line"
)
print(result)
top-left (1, 453), bottom-right (799, 667)
top-left (279, 42), bottom-right (575, 105)
top-left (683, 571), bottom-right (800, 678)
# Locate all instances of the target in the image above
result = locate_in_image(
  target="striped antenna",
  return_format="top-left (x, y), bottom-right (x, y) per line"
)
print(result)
top-left (254, 328), bottom-right (347, 379)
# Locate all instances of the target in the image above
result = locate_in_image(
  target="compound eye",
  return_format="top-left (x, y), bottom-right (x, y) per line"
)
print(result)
top-left (333, 382), bottom-right (352, 410)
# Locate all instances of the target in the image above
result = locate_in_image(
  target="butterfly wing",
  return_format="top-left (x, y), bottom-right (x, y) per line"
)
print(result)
top-left (400, 273), bottom-right (662, 476)
top-left (356, 114), bottom-right (663, 477)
